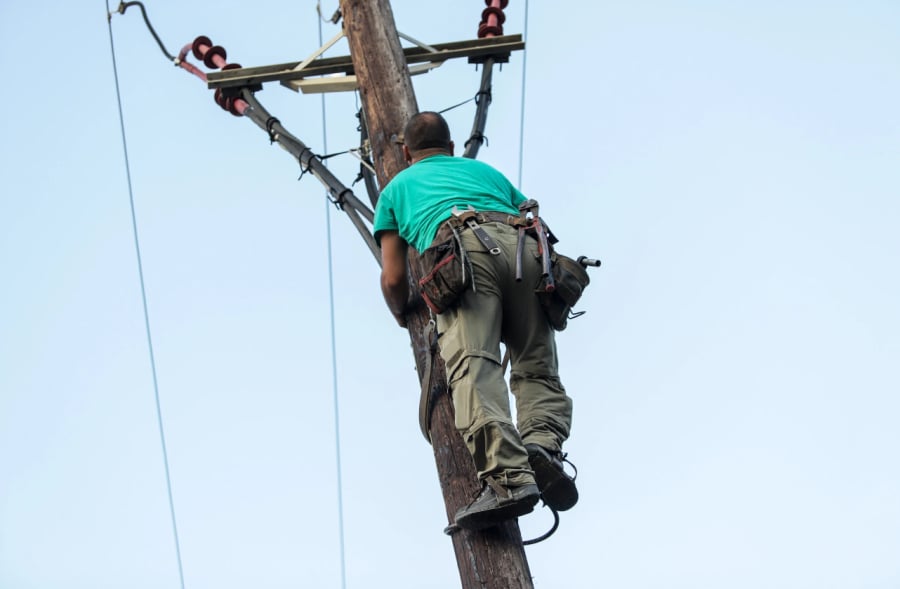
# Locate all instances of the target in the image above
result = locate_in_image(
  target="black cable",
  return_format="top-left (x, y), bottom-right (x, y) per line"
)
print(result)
top-left (438, 95), bottom-right (476, 115)
top-left (116, 1), bottom-right (175, 62)
top-left (318, 149), bottom-right (352, 161)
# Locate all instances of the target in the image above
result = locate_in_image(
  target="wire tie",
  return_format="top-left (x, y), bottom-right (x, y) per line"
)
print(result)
top-left (265, 116), bottom-right (281, 143)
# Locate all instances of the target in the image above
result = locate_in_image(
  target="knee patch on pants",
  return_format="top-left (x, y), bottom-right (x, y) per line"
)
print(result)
top-left (446, 353), bottom-right (510, 434)
top-left (444, 348), bottom-right (501, 383)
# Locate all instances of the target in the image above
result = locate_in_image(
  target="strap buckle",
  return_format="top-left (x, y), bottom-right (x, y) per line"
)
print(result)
top-left (451, 205), bottom-right (502, 255)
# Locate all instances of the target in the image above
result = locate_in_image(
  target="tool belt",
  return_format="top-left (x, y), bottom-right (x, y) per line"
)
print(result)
top-left (431, 210), bottom-right (521, 244)
top-left (415, 225), bottom-right (470, 315)
top-left (511, 199), bottom-right (590, 331)
top-left (535, 251), bottom-right (590, 331)
top-left (415, 210), bottom-right (519, 315)
top-left (416, 203), bottom-right (592, 327)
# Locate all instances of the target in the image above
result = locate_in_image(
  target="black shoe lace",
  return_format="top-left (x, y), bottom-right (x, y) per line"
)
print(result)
top-left (557, 451), bottom-right (578, 481)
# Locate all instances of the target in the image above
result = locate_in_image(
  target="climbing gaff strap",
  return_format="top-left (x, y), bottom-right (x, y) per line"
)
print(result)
top-left (522, 507), bottom-right (561, 545)
top-left (442, 506), bottom-right (562, 545)
top-left (418, 318), bottom-right (440, 443)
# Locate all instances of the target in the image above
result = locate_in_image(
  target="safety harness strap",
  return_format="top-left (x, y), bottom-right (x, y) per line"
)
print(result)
top-left (418, 319), bottom-right (439, 443)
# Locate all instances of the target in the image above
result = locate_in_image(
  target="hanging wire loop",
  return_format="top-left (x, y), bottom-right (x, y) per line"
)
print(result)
top-left (114, 1), bottom-right (176, 61)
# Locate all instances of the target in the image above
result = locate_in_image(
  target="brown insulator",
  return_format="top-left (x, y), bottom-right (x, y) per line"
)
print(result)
top-left (191, 36), bottom-right (212, 60)
top-left (226, 98), bottom-right (243, 117)
top-left (214, 88), bottom-right (228, 109)
top-left (478, 22), bottom-right (503, 37)
top-left (203, 45), bottom-right (227, 69)
top-left (478, 0), bottom-right (507, 37)
top-left (482, 5), bottom-right (506, 25)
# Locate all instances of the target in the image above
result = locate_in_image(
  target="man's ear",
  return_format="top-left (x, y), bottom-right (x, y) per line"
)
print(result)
top-left (403, 144), bottom-right (412, 163)
top-left (449, 140), bottom-right (455, 156)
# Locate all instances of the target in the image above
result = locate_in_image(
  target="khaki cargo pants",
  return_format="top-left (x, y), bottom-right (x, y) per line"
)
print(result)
top-left (436, 221), bottom-right (573, 488)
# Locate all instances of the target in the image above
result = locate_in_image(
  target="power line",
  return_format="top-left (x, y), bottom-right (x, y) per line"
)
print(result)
top-left (517, 0), bottom-right (530, 190)
top-left (316, 4), bottom-right (348, 588)
top-left (106, 4), bottom-right (186, 587)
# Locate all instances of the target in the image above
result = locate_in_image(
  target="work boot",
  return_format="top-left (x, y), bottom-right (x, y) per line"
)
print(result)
top-left (526, 444), bottom-right (579, 511)
top-left (454, 478), bottom-right (540, 531)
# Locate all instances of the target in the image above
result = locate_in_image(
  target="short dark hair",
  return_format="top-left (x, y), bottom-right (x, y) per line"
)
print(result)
top-left (404, 111), bottom-right (451, 152)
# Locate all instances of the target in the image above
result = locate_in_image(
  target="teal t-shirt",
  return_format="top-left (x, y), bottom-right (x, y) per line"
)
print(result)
top-left (373, 155), bottom-right (526, 252)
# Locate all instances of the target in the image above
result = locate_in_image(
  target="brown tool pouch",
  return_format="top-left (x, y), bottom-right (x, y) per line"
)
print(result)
top-left (416, 227), bottom-right (472, 314)
top-left (536, 251), bottom-right (590, 331)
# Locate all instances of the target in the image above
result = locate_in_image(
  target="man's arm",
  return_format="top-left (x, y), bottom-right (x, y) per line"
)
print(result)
top-left (380, 230), bottom-right (411, 328)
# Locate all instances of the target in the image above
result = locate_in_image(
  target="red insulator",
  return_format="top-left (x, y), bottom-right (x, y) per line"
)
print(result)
top-left (203, 45), bottom-right (227, 69)
top-left (226, 97), bottom-right (243, 117)
top-left (221, 63), bottom-right (242, 71)
top-left (482, 6), bottom-right (506, 25)
top-left (192, 35), bottom-right (212, 60)
top-left (214, 88), bottom-right (228, 109)
top-left (478, 22), bottom-right (503, 37)
top-left (477, 0), bottom-right (506, 38)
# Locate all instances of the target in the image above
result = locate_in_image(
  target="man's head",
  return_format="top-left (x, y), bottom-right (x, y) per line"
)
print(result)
top-left (403, 111), bottom-right (454, 163)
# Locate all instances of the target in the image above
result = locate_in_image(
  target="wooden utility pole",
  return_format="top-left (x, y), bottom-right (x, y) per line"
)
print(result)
top-left (339, 1), bottom-right (535, 587)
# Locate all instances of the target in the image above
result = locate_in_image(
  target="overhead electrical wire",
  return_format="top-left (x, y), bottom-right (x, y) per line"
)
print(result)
top-left (105, 2), bottom-right (186, 588)
top-left (315, 4), bottom-right (348, 588)
top-left (114, 1), bottom-right (175, 61)
top-left (517, 0), bottom-right (530, 190)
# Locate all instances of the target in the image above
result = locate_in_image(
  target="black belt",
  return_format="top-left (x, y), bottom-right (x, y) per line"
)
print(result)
top-left (464, 211), bottom-right (523, 227)
top-left (432, 210), bottom-right (523, 246)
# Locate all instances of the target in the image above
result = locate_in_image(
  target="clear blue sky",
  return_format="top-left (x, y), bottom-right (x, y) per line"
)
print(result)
top-left (1, 1), bottom-right (899, 588)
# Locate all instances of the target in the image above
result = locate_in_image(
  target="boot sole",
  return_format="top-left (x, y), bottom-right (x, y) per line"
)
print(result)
top-left (455, 494), bottom-right (539, 531)
top-left (529, 449), bottom-right (578, 511)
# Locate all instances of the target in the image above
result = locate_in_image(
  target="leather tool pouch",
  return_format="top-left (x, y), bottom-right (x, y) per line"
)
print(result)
top-left (416, 228), bottom-right (472, 314)
top-left (536, 251), bottom-right (590, 331)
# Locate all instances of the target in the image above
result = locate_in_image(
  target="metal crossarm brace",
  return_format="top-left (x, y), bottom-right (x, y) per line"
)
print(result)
top-left (462, 57), bottom-right (494, 160)
top-left (238, 89), bottom-right (381, 263)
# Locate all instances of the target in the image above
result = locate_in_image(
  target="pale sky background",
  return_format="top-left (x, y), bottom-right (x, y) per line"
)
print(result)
top-left (1, 1), bottom-right (899, 588)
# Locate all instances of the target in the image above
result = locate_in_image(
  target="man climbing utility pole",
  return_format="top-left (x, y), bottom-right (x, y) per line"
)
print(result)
top-left (338, 1), bottom-right (536, 587)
